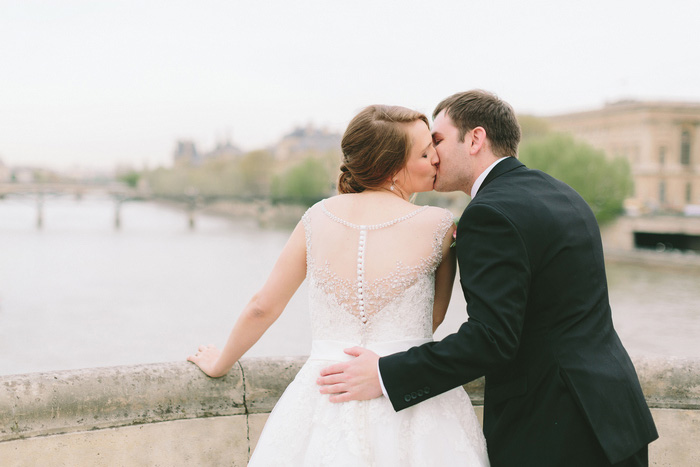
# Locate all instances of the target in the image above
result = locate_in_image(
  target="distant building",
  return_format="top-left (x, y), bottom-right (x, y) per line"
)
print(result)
top-left (173, 140), bottom-right (201, 167)
top-left (546, 101), bottom-right (700, 213)
top-left (274, 125), bottom-right (341, 161)
top-left (173, 136), bottom-right (245, 167)
top-left (203, 138), bottom-right (243, 161)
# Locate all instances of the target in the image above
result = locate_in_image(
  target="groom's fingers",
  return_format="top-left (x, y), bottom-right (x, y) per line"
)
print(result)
top-left (317, 373), bottom-right (346, 386)
top-left (319, 362), bottom-right (348, 377)
top-left (343, 346), bottom-right (364, 357)
top-left (318, 383), bottom-right (347, 395)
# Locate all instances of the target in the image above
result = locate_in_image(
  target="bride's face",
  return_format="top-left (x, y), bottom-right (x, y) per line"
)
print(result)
top-left (394, 120), bottom-right (438, 195)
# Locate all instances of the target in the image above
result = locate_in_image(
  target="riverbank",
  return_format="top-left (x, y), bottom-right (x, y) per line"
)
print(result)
top-left (605, 247), bottom-right (700, 271)
top-left (201, 199), bottom-right (307, 229)
top-left (151, 197), bottom-right (308, 230)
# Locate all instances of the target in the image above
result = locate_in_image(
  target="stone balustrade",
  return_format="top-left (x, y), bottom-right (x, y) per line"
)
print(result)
top-left (1, 356), bottom-right (698, 466)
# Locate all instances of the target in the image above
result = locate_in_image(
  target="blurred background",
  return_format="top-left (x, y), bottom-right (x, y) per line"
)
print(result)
top-left (1, 0), bottom-right (699, 376)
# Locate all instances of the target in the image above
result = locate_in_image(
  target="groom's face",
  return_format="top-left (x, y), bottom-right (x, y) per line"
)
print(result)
top-left (431, 110), bottom-right (471, 193)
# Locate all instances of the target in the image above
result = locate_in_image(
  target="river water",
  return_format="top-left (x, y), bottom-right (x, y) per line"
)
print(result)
top-left (1, 195), bottom-right (698, 376)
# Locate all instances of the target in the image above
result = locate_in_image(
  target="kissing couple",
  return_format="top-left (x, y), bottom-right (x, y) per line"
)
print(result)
top-left (189, 90), bottom-right (658, 466)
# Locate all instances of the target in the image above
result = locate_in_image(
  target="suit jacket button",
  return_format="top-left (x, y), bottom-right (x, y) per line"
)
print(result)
top-left (404, 394), bottom-right (411, 402)
top-left (411, 391), bottom-right (417, 399)
top-left (417, 389), bottom-right (424, 397)
top-left (424, 386), bottom-right (430, 394)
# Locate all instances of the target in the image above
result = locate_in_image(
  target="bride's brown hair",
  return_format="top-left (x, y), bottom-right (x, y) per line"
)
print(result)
top-left (338, 105), bottom-right (429, 194)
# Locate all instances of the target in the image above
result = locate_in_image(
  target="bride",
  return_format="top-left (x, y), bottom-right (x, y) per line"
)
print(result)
top-left (188, 105), bottom-right (489, 466)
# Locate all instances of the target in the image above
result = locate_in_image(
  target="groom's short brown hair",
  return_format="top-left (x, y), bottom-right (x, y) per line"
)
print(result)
top-left (433, 90), bottom-right (521, 158)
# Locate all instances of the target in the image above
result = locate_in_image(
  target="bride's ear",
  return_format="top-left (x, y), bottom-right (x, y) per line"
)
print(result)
top-left (469, 127), bottom-right (487, 155)
top-left (389, 176), bottom-right (398, 191)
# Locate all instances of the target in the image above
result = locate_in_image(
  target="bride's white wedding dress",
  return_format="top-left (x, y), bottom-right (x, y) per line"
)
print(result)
top-left (249, 199), bottom-right (489, 466)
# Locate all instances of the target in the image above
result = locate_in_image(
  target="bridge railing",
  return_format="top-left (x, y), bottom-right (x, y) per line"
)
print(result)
top-left (1, 356), bottom-right (698, 466)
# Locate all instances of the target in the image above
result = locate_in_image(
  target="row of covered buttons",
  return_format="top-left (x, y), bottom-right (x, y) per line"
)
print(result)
top-left (357, 228), bottom-right (367, 324)
top-left (403, 386), bottom-right (430, 402)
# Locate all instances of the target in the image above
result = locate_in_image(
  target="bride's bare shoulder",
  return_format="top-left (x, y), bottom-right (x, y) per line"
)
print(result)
top-left (321, 193), bottom-right (355, 204)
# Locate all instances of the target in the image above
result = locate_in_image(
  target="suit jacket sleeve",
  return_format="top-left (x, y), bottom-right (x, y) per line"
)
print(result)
top-left (379, 202), bottom-right (531, 411)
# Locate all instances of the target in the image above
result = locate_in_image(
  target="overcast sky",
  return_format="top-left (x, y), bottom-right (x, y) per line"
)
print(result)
top-left (1, 0), bottom-right (699, 171)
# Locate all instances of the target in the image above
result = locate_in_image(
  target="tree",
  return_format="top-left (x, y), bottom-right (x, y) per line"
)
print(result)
top-left (236, 150), bottom-right (275, 199)
top-left (519, 133), bottom-right (633, 224)
top-left (118, 171), bottom-right (140, 188)
top-left (271, 157), bottom-right (331, 206)
top-left (517, 114), bottom-right (551, 142)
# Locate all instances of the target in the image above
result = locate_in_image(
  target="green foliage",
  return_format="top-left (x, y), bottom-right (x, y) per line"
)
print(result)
top-left (144, 167), bottom-right (202, 197)
top-left (236, 150), bottom-right (275, 198)
top-left (519, 133), bottom-right (633, 224)
top-left (143, 151), bottom-right (277, 199)
top-left (143, 149), bottom-right (339, 206)
top-left (271, 157), bottom-right (332, 206)
top-left (413, 191), bottom-right (468, 212)
top-left (118, 171), bottom-right (140, 188)
top-left (517, 114), bottom-right (551, 142)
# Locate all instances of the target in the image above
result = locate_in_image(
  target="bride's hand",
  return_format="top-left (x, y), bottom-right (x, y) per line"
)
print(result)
top-left (187, 344), bottom-right (225, 377)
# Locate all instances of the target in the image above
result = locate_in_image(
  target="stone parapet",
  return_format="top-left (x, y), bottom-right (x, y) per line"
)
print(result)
top-left (0, 356), bottom-right (698, 466)
top-left (0, 361), bottom-right (245, 442)
top-left (634, 357), bottom-right (700, 409)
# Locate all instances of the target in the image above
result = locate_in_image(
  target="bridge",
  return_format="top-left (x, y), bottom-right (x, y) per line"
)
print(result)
top-left (0, 181), bottom-right (131, 197)
top-left (0, 181), bottom-right (282, 229)
top-left (0, 181), bottom-right (311, 230)
top-left (0, 181), bottom-right (153, 229)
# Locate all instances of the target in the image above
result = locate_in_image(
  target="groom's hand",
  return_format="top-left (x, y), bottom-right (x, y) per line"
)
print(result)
top-left (317, 347), bottom-right (382, 402)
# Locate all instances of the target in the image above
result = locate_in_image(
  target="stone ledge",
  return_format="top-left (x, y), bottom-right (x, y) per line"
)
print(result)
top-left (0, 361), bottom-right (244, 442)
top-left (634, 356), bottom-right (700, 409)
top-left (0, 416), bottom-right (250, 467)
top-left (240, 356), bottom-right (308, 413)
top-left (1, 355), bottom-right (698, 444)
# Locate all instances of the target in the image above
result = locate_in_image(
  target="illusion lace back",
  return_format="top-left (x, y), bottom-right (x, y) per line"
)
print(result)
top-left (303, 200), bottom-right (453, 345)
top-left (248, 199), bottom-right (490, 467)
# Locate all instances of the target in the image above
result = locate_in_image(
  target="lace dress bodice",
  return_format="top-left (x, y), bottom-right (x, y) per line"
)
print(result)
top-left (301, 200), bottom-right (455, 345)
top-left (249, 199), bottom-right (490, 467)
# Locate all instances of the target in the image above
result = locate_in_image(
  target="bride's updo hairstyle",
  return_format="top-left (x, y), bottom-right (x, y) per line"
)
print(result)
top-left (338, 105), bottom-right (429, 194)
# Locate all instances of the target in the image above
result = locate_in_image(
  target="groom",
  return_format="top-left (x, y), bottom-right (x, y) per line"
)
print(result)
top-left (318, 90), bottom-right (658, 466)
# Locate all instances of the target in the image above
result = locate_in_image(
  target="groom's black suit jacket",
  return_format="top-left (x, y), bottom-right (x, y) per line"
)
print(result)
top-left (379, 157), bottom-right (658, 466)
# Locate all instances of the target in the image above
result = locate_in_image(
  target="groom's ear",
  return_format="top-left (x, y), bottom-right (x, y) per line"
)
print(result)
top-left (469, 126), bottom-right (487, 155)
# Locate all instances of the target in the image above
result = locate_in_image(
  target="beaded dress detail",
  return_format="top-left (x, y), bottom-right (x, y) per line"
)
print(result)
top-left (248, 199), bottom-right (489, 467)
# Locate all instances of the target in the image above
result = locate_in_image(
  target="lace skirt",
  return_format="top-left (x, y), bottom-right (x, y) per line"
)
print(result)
top-left (248, 340), bottom-right (490, 466)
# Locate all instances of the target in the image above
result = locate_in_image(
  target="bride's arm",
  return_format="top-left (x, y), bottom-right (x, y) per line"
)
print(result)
top-left (432, 224), bottom-right (456, 332)
top-left (188, 221), bottom-right (307, 377)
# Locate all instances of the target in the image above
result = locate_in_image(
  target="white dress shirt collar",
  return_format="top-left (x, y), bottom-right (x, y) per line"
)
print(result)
top-left (470, 157), bottom-right (509, 199)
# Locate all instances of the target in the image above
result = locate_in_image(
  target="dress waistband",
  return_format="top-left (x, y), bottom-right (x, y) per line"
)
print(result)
top-left (308, 338), bottom-right (432, 362)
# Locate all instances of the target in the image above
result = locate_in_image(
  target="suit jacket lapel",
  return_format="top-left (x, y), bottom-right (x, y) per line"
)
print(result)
top-left (476, 157), bottom-right (525, 197)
